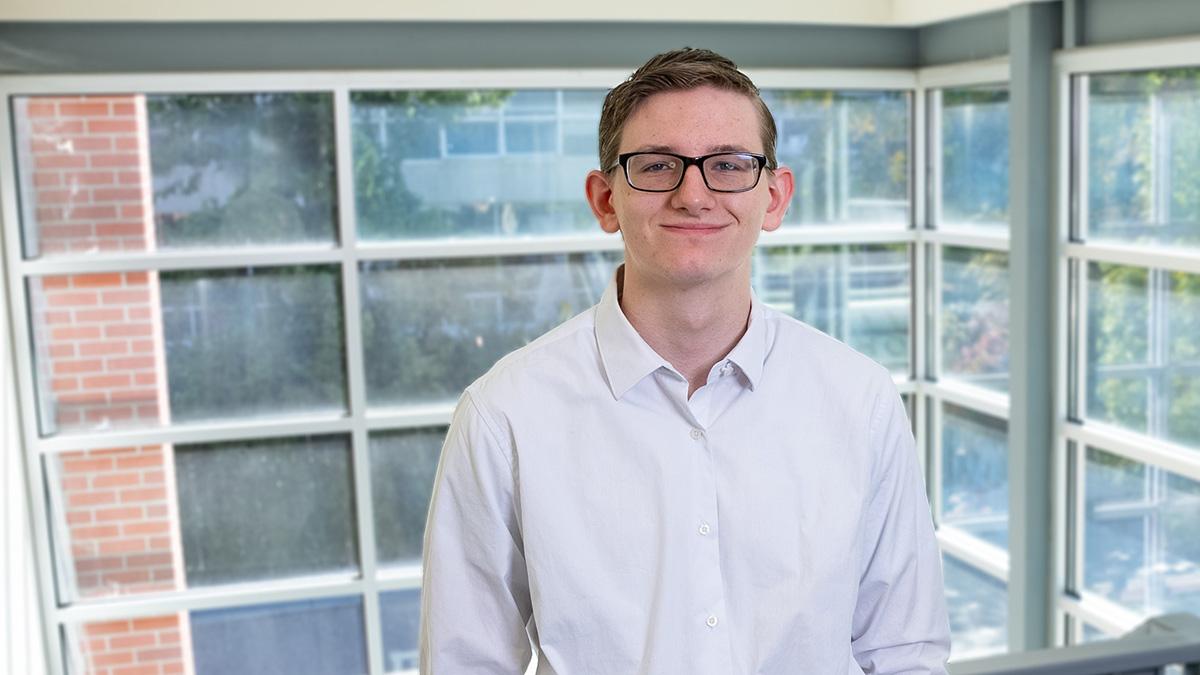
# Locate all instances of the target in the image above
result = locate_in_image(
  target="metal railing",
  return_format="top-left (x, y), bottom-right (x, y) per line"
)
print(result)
top-left (952, 614), bottom-right (1200, 675)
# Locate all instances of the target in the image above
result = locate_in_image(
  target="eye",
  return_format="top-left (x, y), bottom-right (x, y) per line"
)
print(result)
top-left (640, 159), bottom-right (676, 173)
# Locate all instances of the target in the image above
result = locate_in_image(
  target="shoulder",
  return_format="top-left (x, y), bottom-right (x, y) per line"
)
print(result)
top-left (464, 305), bottom-right (602, 416)
top-left (760, 304), bottom-right (894, 393)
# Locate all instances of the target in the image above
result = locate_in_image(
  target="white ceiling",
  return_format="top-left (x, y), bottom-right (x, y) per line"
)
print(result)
top-left (1, 0), bottom-right (1019, 27)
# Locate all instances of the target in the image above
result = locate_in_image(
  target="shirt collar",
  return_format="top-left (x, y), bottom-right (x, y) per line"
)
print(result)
top-left (594, 267), bottom-right (768, 399)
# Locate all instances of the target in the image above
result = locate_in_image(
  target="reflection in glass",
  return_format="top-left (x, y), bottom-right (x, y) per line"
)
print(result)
top-left (941, 246), bottom-right (1009, 391)
top-left (160, 265), bottom-right (347, 423)
top-left (65, 612), bottom-right (189, 675)
top-left (28, 272), bottom-right (168, 435)
top-left (1081, 622), bottom-right (1112, 643)
top-left (941, 403), bottom-right (1008, 550)
top-left (48, 445), bottom-right (181, 601)
top-left (147, 93), bottom-right (338, 247)
top-left (1086, 69), bottom-right (1200, 248)
top-left (351, 89), bottom-right (603, 240)
top-left (372, 429), bottom-right (445, 565)
top-left (381, 589), bottom-right (422, 673)
top-left (764, 90), bottom-right (909, 226)
top-left (1086, 263), bottom-right (1200, 449)
top-left (940, 86), bottom-right (1009, 227)
top-left (1084, 447), bottom-right (1200, 617)
top-left (175, 435), bottom-right (357, 586)
top-left (943, 554), bottom-right (1007, 659)
top-left (190, 597), bottom-right (367, 675)
top-left (360, 253), bottom-right (615, 407)
top-left (755, 244), bottom-right (910, 372)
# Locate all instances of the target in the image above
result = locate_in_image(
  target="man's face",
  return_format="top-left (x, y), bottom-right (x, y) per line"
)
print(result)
top-left (586, 85), bottom-right (793, 289)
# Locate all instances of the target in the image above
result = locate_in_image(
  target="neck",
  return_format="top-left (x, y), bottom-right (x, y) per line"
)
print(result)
top-left (618, 265), bottom-right (752, 397)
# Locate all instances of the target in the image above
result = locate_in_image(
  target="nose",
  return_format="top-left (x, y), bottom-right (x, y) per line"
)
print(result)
top-left (670, 164), bottom-right (716, 214)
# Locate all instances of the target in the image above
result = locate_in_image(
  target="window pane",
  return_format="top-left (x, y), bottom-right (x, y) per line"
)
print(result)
top-left (371, 429), bottom-right (444, 566)
top-left (1086, 69), bottom-right (1200, 249)
top-left (27, 266), bottom-right (347, 435)
top-left (1083, 447), bottom-right (1200, 616)
top-left (755, 244), bottom-right (910, 372)
top-left (940, 86), bottom-right (1009, 227)
top-left (48, 445), bottom-right (181, 601)
top-left (175, 435), bottom-right (357, 586)
top-left (765, 90), bottom-right (909, 227)
top-left (351, 89), bottom-right (603, 240)
top-left (1086, 263), bottom-right (1200, 450)
top-left (66, 612), bottom-right (189, 674)
top-left (941, 246), bottom-right (1009, 392)
top-left (160, 265), bottom-right (347, 423)
top-left (11, 93), bottom-right (337, 258)
top-left (381, 589), bottom-right (421, 673)
top-left (191, 598), bottom-right (367, 675)
top-left (943, 554), bottom-right (1007, 659)
top-left (941, 403), bottom-right (1008, 550)
top-left (360, 253), bottom-right (615, 407)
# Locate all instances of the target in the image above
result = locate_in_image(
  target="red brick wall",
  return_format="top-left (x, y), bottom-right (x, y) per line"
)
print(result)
top-left (18, 96), bottom-right (151, 255)
top-left (77, 614), bottom-right (189, 675)
top-left (17, 96), bottom-right (189, 675)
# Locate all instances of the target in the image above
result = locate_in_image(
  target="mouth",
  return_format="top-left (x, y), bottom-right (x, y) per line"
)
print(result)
top-left (660, 223), bottom-right (730, 234)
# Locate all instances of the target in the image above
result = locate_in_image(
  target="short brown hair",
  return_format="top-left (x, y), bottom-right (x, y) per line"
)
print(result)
top-left (598, 47), bottom-right (777, 173)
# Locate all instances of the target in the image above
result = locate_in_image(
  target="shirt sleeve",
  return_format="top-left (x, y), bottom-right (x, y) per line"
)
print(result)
top-left (420, 391), bottom-right (534, 674)
top-left (851, 378), bottom-right (952, 674)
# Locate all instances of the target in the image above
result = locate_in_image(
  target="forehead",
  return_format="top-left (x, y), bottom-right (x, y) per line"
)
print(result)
top-left (618, 86), bottom-right (763, 154)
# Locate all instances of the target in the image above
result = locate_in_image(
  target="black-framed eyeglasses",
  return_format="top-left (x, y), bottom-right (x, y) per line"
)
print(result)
top-left (610, 151), bottom-right (770, 193)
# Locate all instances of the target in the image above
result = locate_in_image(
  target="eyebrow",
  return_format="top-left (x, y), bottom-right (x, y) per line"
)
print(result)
top-left (630, 144), bottom-right (758, 155)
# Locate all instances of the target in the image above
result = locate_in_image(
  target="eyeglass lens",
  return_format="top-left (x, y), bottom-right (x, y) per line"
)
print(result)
top-left (625, 153), bottom-right (761, 192)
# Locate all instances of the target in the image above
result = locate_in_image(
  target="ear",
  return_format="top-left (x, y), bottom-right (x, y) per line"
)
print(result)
top-left (585, 169), bottom-right (622, 235)
top-left (761, 165), bottom-right (795, 233)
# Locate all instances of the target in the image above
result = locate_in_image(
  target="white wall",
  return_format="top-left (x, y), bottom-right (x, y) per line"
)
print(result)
top-left (0, 0), bottom-right (1026, 26)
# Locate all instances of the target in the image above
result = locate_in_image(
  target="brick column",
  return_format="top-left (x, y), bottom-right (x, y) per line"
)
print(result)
top-left (17, 95), bottom-right (191, 675)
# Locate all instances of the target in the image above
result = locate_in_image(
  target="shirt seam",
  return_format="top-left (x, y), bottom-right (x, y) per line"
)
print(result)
top-left (461, 389), bottom-right (518, 478)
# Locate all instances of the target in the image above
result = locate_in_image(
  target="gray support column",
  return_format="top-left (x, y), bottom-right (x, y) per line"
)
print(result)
top-left (1007, 2), bottom-right (1060, 653)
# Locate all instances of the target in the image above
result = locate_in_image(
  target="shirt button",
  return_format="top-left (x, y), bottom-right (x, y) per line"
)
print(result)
top-left (706, 615), bottom-right (719, 628)
top-left (720, 363), bottom-right (733, 376)
top-left (690, 428), bottom-right (703, 440)
top-left (698, 523), bottom-right (711, 536)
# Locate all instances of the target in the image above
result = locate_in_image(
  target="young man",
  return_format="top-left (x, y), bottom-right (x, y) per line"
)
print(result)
top-left (420, 48), bottom-right (950, 674)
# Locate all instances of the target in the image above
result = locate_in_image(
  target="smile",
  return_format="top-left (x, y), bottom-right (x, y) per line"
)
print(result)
top-left (660, 224), bottom-right (729, 233)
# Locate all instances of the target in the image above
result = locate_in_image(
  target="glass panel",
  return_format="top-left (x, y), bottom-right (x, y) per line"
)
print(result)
top-left (66, 612), bottom-right (189, 675)
top-left (1086, 263), bottom-right (1200, 449)
top-left (1086, 69), bottom-right (1200, 249)
top-left (160, 266), bottom-right (347, 424)
top-left (755, 244), bottom-right (910, 373)
top-left (360, 252), bottom-right (615, 407)
top-left (66, 599), bottom-right (367, 675)
top-left (941, 246), bottom-right (1009, 392)
top-left (48, 445), bottom-right (182, 601)
top-left (1081, 622), bottom-right (1114, 643)
top-left (765, 90), bottom-right (909, 227)
top-left (943, 554), bottom-right (1007, 659)
top-left (381, 589), bottom-right (422, 673)
top-left (940, 86), bottom-right (1009, 228)
top-left (27, 266), bottom-right (347, 435)
top-left (941, 403), bottom-right (1009, 550)
top-left (351, 89), bottom-right (603, 240)
top-left (371, 429), bottom-right (445, 566)
top-left (175, 435), bottom-right (357, 586)
top-left (1083, 447), bottom-right (1200, 616)
top-left (12, 93), bottom-right (336, 258)
top-left (190, 598), bottom-right (367, 675)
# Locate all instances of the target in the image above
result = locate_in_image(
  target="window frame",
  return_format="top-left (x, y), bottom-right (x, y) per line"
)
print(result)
top-left (0, 66), bottom-right (921, 675)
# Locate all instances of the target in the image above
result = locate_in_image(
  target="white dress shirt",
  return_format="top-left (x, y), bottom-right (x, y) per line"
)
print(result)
top-left (420, 274), bottom-right (951, 674)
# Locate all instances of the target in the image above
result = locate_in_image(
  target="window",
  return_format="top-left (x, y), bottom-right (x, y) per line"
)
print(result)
top-left (924, 81), bottom-right (1012, 659)
top-left (1061, 65), bottom-right (1200, 643)
top-left (4, 72), bottom-right (917, 674)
